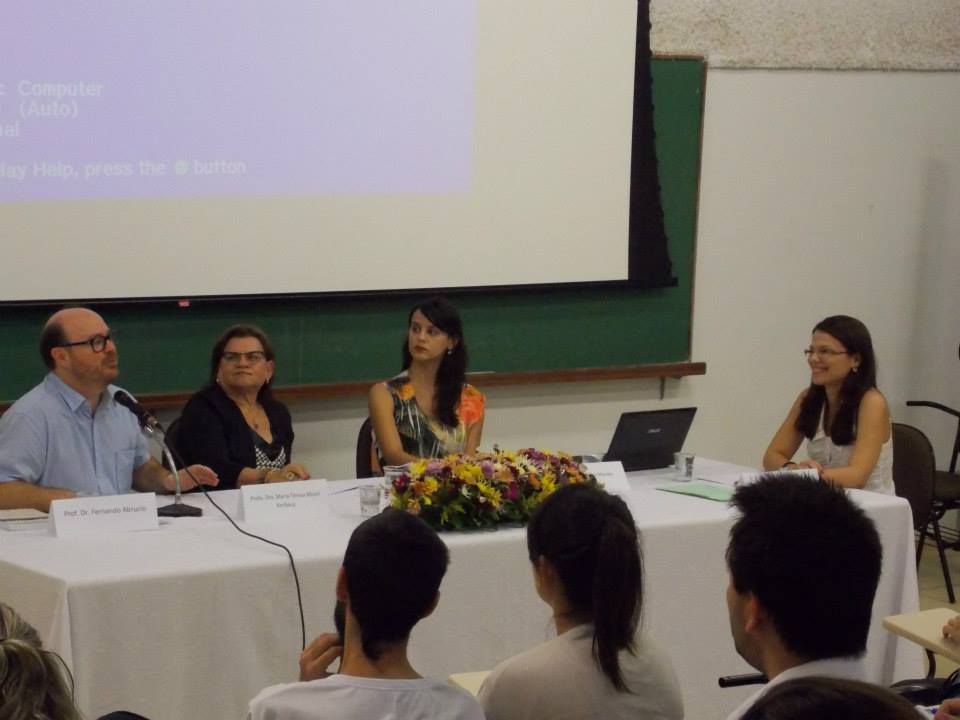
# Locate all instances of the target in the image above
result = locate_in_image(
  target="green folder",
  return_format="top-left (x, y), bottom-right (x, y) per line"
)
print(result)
top-left (657, 481), bottom-right (733, 502)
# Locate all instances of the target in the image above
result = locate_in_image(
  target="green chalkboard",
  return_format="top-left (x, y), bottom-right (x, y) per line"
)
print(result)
top-left (0, 58), bottom-right (704, 404)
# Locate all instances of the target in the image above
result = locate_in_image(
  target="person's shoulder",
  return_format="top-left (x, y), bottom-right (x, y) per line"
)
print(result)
top-left (484, 636), bottom-right (566, 692)
top-left (461, 383), bottom-right (485, 401)
top-left (859, 387), bottom-right (888, 410)
top-left (0, 380), bottom-right (51, 436)
top-left (3, 379), bottom-right (53, 415)
top-left (381, 373), bottom-right (414, 399)
top-left (182, 385), bottom-right (229, 414)
top-left (417, 679), bottom-right (485, 718)
top-left (247, 677), bottom-right (338, 718)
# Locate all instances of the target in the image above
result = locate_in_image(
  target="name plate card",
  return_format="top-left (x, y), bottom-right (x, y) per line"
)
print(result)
top-left (583, 461), bottom-right (631, 498)
top-left (49, 493), bottom-right (159, 537)
top-left (240, 478), bottom-right (329, 525)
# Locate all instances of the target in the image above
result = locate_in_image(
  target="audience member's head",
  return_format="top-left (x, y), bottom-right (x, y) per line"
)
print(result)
top-left (341, 508), bottom-right (449, 661)
top-left (0, 601), bottom-right (82, 720)
top-left (527, 483), bottom-right (642, 691)
top-left (741, 676), bottom-right (919, 720)
top-left (726, 475), bottom-right (882, 674)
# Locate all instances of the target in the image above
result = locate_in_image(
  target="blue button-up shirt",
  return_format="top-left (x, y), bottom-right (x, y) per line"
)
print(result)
top-left (0, 373), bottom-right (151, 496)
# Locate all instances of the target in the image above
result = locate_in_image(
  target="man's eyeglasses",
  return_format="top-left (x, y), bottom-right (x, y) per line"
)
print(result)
top-left (222, 351), bottom-right (267, 364)
top-left (58, 331), bottom-right (116, 353)
top-left (803, 347), bottom-right (849, 359)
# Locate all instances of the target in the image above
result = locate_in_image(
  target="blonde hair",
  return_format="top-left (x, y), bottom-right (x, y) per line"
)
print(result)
top-left (0, 602), bottom-right (82, 720)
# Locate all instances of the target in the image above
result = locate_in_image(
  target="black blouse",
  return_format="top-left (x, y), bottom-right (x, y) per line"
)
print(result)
top-left (176, 384), bottom-right (295, 490)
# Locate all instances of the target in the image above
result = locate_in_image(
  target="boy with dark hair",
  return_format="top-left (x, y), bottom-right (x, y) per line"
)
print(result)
top-left (724, 475), bottom-right (883, 720)
top-left (247, 509), bottom-right (483, 720)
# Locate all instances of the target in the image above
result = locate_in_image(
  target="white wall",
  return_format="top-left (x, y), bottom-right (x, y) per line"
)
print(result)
top-left (220, 69), bottom-right (960, 482)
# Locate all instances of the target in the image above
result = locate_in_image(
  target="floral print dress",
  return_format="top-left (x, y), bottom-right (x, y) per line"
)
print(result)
top-left (376, 372), bottom-right (485, 465)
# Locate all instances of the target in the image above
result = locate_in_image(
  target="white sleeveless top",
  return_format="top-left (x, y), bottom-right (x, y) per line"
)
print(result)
top-left (807, 420), bottom-right (894, 495)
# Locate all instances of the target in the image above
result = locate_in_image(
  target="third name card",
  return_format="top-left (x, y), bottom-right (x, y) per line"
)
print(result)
top-left (583, 461), bottom-right (631, 498)
top-left (240, 478), bottom-right (329, 525)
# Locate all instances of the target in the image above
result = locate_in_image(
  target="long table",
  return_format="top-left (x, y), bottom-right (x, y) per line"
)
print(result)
top-left (0, 461), bottom-right (920, 720)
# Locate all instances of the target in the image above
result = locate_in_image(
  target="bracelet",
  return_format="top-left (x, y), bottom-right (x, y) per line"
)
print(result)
top-left (781, 461), bottom-right (798, 469)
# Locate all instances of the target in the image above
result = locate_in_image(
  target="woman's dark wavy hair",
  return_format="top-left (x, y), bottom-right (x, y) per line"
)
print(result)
top-left (208, 324), bottom-right (277, 404)
top-left (527, 484), bottom-right (642, 692)
top-left (401, 297), bottom-right (467, 428)
top-left (795, 315), bottom-right (877, 445)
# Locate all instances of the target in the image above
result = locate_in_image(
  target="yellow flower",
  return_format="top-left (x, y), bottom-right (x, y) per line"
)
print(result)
top-left (477, 481), bottom-right (502, 509)
top-left (422, 477), bottom-right (439, 497)
top-left (406, 499), bottom-right (421, 515)
top-left (455, 464), bottom-right (483, 485)
top-left (410, 459), bottom-right (428, 477)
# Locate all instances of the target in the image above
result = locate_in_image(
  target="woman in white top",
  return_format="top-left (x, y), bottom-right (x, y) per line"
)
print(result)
top-left (763, 315), bottom-right (893, 494)
top-left (478, 484), bottom-right (683, 720)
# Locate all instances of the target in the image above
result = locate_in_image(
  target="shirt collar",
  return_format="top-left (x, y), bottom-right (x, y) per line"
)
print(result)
top-left (45, 372), bottom-right (108, 414)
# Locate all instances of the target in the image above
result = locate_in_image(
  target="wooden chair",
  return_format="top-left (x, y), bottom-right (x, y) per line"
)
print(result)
top-left (355, 417), bottom-right (377, 479)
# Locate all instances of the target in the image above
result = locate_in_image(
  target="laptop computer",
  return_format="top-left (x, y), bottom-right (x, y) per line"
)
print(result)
top-left (603, 407), bottom-right (697, 471)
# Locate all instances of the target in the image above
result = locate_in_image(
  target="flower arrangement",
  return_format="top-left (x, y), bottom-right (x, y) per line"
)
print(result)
top-left (386, 448), bottom-right (598, 531)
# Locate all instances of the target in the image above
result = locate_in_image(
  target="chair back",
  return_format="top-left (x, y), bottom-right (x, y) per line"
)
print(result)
top-left (892, 423), bottom-right (936, 531)
top-left (161, 416), bottom-right (182, 471)
top-left (356, 417), bottom-right (376, 479)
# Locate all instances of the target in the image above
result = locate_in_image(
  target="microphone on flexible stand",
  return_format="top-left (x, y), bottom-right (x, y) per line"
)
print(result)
top-left (114, 390), bottom-right (201, 517)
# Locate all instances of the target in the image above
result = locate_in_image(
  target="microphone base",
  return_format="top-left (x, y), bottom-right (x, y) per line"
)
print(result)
top-left (157, 501), bottom-right (202, 518)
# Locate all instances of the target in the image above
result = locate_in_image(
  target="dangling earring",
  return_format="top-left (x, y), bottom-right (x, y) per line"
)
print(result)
top-left (852, 366), bottom-right (859, 373)
top-left (446, 348), bottom-right (453, 356)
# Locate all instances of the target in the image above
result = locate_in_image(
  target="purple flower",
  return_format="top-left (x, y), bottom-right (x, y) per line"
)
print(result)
top-left (480, 460), bottom-right (494, 479)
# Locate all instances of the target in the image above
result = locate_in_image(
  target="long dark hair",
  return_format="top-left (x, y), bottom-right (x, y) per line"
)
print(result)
top-left (401, 297), bottom-right (467, 428)
top-left (527, 484), bottom-right (642, 692)
top-left (795, 315), bottom-right (877, 445)
top-left (208, 324), bottom-right (277, 404)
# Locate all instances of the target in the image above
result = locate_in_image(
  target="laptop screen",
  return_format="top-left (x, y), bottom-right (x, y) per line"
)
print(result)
top-left (604, 407), bottom-right (697, 471)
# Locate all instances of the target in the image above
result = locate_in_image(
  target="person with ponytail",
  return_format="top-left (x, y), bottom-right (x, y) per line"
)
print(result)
top-left (763, 315), bottom-right (893, 493)
top-left (369, 297), bottom-right (485, 469)
top-left (478, 484), bottom-right (683, 720)
top-left (0, 601), bottom-right (83, 720)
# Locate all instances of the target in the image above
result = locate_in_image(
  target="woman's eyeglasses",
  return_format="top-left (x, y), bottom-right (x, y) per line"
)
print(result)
top-left (803, 347), bottom-right (849, 359)
top-left (222, 351), bottom-right (266, 364)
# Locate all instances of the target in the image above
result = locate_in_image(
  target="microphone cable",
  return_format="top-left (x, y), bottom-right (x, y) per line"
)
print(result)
top-left (162, 441), bottom-right (307, 652)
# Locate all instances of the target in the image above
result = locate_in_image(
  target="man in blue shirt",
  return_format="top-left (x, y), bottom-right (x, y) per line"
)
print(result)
top-left (0, 307), bottom-right (218, 511)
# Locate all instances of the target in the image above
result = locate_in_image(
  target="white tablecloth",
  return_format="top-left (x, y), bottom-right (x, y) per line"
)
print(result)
top-left (0, 460), bottom-right (920, 720)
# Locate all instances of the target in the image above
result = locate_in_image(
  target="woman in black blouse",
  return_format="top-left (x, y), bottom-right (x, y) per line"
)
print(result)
top-left (177, 325), bottom-right (309, 489)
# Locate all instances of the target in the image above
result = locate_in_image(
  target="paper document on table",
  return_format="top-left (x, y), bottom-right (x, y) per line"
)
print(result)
top-left (0, 508), bottom-right (49, 531)
top-left (657, 481), bottom-right (733, 502)
top-left (738, 468), bottom-right (819, 485)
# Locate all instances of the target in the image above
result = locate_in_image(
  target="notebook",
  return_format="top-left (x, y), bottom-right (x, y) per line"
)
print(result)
top-left (603, 407), bottom-right (697, 471)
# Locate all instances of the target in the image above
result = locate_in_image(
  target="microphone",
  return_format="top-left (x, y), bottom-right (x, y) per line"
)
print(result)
top-left (113, 390), bottom-right (164, 434)
top-left (113, 390), bottom-right (201, 517)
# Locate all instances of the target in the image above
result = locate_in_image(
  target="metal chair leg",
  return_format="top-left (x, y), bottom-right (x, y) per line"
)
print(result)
top-left (931, 514), bottom-right (956, 603)
top-left (926, 649), bottom-right (937, 679)
top-left (917, 522), bottom-right (930, 566)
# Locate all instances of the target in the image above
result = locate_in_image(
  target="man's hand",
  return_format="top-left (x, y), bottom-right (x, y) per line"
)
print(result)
top-left (299, 633), bottom-right (343, 681)
top-left (167, 465), bottom-right (218, 492)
